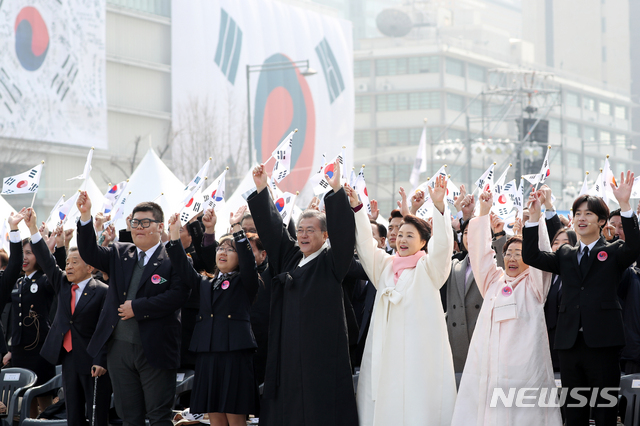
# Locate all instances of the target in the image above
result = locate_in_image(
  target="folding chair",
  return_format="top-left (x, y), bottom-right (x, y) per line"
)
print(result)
top-left (0, 367), bottom-right (37, 426)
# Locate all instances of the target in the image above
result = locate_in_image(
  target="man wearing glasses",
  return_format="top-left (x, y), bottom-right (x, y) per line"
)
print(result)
top-left (75, 192), bottom-right (190, 426)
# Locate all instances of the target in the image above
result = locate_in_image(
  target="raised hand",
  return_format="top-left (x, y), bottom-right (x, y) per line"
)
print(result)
top-left (168, 213), bottom-right (181, 240)
top-left (528, 189), bottom-right (542, 223)
top-left (307, 196), bottom-right (320, 212)
top-left (52, 225), bottom-right (64, 251)
top-left (77, 191), bottom-right (92, 221)
top-left (344, 184), bottom-right (361, 208)
top-left (513, 218), bottom-right (523, 236)
top-left (460, 194), bottom-right (475, 221)
top-left (397, 187), bottom-right (411, 217)
top-left (39, 221), bottom-right (49, 238)
top-left (94, 212), bottom-right (110, 232)
top-left (538, 184), bottom-right (554, 210)
top-left (603, 222), bottom-right (616, 241)
top-left (64, 229), bottom-right (74, 247)
top-left (428, 175), bottom-right (446, 214)
top-left (325, 159), bottom-right (341, 193)
top-left (230, 205), bottom-right (247, 229)
top-left (252, 164), bottom-right (268, 193)
top-left (369, 199), bottom-right (379, 221)
top-left (490, 212), bottom-right (505, 234)
top-left (453, 184), bottom-right (467, 213)
top-left (102, 224), bottom-right (116, 247)
top-left (612, 171), bottom-right (635, 211)
top-left (8, 208), bottom-right (27, 231)
top-left (23, 207), bottom-right (38, 235)
top-left (410, 190), bottom-right (426, 215)
top-left (478, 190), bottom-right (492, 216)
top-left (202, 208), bottom-right (217, 234)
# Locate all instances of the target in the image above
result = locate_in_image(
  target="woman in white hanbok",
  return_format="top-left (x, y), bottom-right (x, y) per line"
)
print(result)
top-left (346, 175), bottom-right (457, 426)
top-left (451, 190), bottom-right (562, 426)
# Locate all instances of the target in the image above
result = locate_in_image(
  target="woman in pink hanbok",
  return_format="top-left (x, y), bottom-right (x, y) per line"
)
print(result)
top-left (451, 190), bottom-right (562, 426)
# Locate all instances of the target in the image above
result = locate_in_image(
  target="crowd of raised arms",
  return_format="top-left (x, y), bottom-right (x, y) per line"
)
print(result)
top-left (1, 159), bottom-right (639, 426)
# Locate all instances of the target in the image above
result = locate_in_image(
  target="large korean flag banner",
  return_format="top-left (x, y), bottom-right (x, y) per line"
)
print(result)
top-left (0, 0), bottom-right (107, 148)
top-left (172, 0), bottom-right (353, 201)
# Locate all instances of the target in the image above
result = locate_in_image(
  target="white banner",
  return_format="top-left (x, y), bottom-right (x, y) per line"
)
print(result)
top-left (0, 0), bottom-right (107, 148)
top-left (171, 0), bottom-right (353, 203)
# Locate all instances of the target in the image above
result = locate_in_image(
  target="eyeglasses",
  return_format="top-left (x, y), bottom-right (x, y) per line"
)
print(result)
top-left (296, 228), bottom-right (318, 236)
top-left (503, 252), bottom-right (522, 259)
top-left (216, 246), bottom-right (236, 254)
top-left (130, 219), bottom-right (160, 229)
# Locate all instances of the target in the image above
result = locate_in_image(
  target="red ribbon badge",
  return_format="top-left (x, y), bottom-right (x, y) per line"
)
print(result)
top-left (597, 251), bottom-right (608, 261)
top-left (221, 280), bottom-right (230, 290)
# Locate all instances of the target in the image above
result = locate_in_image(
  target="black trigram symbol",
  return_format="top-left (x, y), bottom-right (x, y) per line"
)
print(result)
top-left (3, 189), bottom-right (13, 194)
top-left (276, 150), bottom-right (287, 160)
top-left (180, 212), bottom-right (190, 222)
top-left (276, 171), bottom-right (288, 181)
top-left (4, 178), bottom-right (15, 186)
top-left (282, 210), bottom-right (288, 220)
top-left (319, 180), bottom-right (329, 189)
top-left (497, 207), bottom-right (510, 216)
top-left (193, 202), bottom-right (201, 212)
top-left (203, 194), bottom-right (210, 202)
top-left (28, 183), bottom-right (38, 192)
top-left (194, 177), bottom-right (201, 185)
top-left (514, 197), bottom-right (522, 207)
top-left (28, 169), bottom-right (37, 178)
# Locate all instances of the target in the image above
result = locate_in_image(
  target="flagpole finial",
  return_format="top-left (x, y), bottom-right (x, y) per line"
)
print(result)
top-left (225, 166), bottom-right (229, 170)
top-left (586, 171), bottom-right (590, 175)
top-left (444, 164), bottom-right (448, 167)
top-left (548, 145), bottom-right (551, 149)
top-left (362, 164), bottom-right (365, 168)
top-left (91, 147), bottom-right (94, 150)
top-left (493, 162), bottom-right (497, 165)
top-left (161, 192), bottom-right (164, 195)
top-left (509, 163), bottom-right (512, 167)
top-left (447, 174), bottom-right (451, 178)
top-left (606, 154), bottom-right (610, 159)
top-left (209, 157), bottom-right (212, 160)
top-left (108, 183), bottom-right (112, 186)
top-left (423, 118), bottom-right (428, 123)
top-left (296, 191), bottom-right (300, 195)
top-left (126, 179), bottom-right (129, 182)
top-left (600, 168), bottom-right (603, 173)
top-left (41, 160), bottom-right (45, 164)
top-left (342, 146), bottom-right (346, 149)
top-left (294, 128), bottom-right (299, 133)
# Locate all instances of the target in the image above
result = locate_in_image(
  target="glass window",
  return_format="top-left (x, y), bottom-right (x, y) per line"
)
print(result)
top-left (584, 156), bottom-right (596, 172)
top-left (549, 118), bottom-right (561, 134)
top-left (423, 92), bottom-right (440, 109)
top-left (567, 152), bottom-right (581, 168)
top-left (354, 130), bottom-right (372, 148)
top-left (448, 129), bottom-right (465, 140)
top-left (375, 59), bottom-right (390, 76)
top-left (566, 122), bottom-right (580, 137)
top-left (355, 96), bottom-right (371, 113)
top-left (583, 97), bottom-right (596, 111)
top-left (354, 61), bottom-right (371, 78)
top-left (377, 165), bottom-right (393, 183)
top-left (409, 128), bottom-right (423, 145)
top-left (446, 93), bottom-right (464, 112)
top-left (565, 92), bottom-right (580, 107)
top-left (446, 58), bottom-right (464, 77)
top-left (615, 134), bottom-right (626, 146)
top-left (468, 99), bottom-right (483, 116)
top-left (468, 64), bottom-right (486, 82)
top-left (615, 105), bottom-right (626, 119)
top-left (396, 164), bottom-right (412, 181)
top-left (583, 126), bottom-right (596, 141)
top-left (599, 101), bottom-right (611, 115)
top-left (616, 162), bottom-right (626, 175)
top-left (408, 56), bottom-right (439, 74)
top-left (600, 130), bottom-right (611, 144)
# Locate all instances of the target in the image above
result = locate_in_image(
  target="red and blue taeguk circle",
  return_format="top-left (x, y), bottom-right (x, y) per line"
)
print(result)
top-left (275, 198), bottom-right (285, 212)
top-left (15, 6), bottom-right (49, 71)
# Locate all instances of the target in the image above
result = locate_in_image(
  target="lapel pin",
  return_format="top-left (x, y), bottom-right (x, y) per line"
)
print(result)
top-left (221, 280), bottom-right (230, 290)
top-left (597, 251), bottom-right (608, 261)
top-left (154, 263), bottom-right (158, 266)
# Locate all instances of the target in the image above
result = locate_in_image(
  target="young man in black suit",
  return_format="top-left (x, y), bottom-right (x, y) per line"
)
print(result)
top-left (76, 192), bottom-right (190, 426)
top-left (523, 171), bottom-right (640, 426)
top-left (25, 208), bottom-right (111, 426)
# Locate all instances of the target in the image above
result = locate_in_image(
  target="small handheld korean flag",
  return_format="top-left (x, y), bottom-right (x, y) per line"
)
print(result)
top-left (203, 169), bottom-right (227, 214)
top-left (45, 195), bottom-right (66, 227)
top-left (493, 164), bottom-right (512, 196)
top-left (313, 153), bottom-right (343, 195)
top-left (274, 192), bottom-right (297, 222)
top-left (182, 158), bottom-right (211, 204)
top-left (589, 171), bottom-right (606, 201)
top-left (272, 130), bottom-right (296, 183)
top-left (57, 192), bottom-right (80, 224)
top-left (2, 163), bottom-right (43, 195)
top-left (579, 172), bottom-right (590, 196)
top-left (102, 180), bottom-right (128, 214)
top-left (409, 123), bottom-right (428, 191)
top-left (603, 156), bottom-right (617, 204)
top-left (446, 178), bottom-right (460, 206)
top-left (354, 166), bottom-right (371, 215)
top-left (429, 165), bottom-right (447, 188)
top-left (68, 148), bottom-right (94, 180)
top-left (103, 191), bottom-right (131, 228)
top-left (179, 192), bottom-right (206, 226)
top-left (631, 176), bottom-right (640, 199)
top-left (537, 146), bottom-right (551, 186)
top-left (474, 163), bottom-right (495, 193)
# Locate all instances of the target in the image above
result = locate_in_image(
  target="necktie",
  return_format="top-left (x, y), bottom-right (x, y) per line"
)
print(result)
top-left (63, 284), bottom-right (80, 352)
top-left (579, 246), bottom-right (590, 276)
top-left (138, 251), bottom-right (146, 268)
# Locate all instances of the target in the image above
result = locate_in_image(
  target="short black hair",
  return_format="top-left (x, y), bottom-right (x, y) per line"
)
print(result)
top-left (0, 249), bottom-right (8, 269)
top-left (21, 238), bottom-right (42, 271)
top-left (388, 209), bottom-right (403, 222)
top-left (400, 215), bottom-right (431, 252)
top-left (609, 208), bottom-right (621, 219)
top-left (572, 195), bottom-right (609, 226)
top-left (370, 219), bottom-right (387, 239)
top-left (503, 235), bottom-right (523, 254)
top-left (551, 229), bottom-right (578, 248)
top-left (131, 202), bottom-right (164, 223)
top-left (458, 220), bottom-right (470, 252)
top-left (240, 212), bottom-right (253, 225)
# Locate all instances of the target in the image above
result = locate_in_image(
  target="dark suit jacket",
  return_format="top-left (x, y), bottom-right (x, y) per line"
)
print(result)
top-left (78, 219), bottom-right (190, 370)
top-left (0, 241), bottom-right (25, 353)
top-left (523, 215), bottom-right (640, 349)
top-left (32, 239), bottom-right (108, 371)
top-left (166, 232), bottom-right (259, 353)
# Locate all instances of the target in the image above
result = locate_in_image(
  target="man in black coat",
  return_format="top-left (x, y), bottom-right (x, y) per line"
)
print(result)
top-left (76, 192), bottom-right (190, 426)
top-left (247, 161), bottom-right (358, 426)
top-left (26, 208), bottom-right (111, 426)
top-left (523, 173), bottom-right (640, 426)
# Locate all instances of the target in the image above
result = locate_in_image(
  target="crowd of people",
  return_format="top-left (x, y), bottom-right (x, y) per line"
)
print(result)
top-left (0, 160), bottom-right (639, 426)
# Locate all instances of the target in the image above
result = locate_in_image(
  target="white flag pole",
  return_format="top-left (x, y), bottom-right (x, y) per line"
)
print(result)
top-left (30, 160), bottom-right (44, 209)
top-left (264, 128), bottom-right (298, 166)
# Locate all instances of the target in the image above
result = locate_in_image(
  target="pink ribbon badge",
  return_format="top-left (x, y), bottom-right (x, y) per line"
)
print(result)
top-left (502, 286), bottom-right (513, 296)
top-left (221, 280), bottom-right (230, 290)
top-left (151, 274), bottom-right (162, 284)
top-left (597, 251), bottom-right (608, 261)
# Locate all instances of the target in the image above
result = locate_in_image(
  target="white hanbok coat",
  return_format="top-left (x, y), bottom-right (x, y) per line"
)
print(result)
top-left (451, 214), bottom-right (562, 426)
top-left (354, 206), bottom-right (456, 426)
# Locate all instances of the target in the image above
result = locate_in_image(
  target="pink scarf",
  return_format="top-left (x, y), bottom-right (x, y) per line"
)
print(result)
top-left (392, 251), bottom-right (426, 284)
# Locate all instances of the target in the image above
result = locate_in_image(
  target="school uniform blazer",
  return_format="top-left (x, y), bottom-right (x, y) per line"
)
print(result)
top-left (166, 233), bottom-right (259, 353)
top-left (523, 214), bottom-right (640, 349)
top-left (77, 219), bottom-right (190, 370)
top-left (0, 241), bottom-right (25, 352)
top-left (32, 239), bottom-right (108, 371)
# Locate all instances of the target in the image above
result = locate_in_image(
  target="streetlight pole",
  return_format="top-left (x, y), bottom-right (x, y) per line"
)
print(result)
top-left (245, 59), bottom-right (316, 168)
